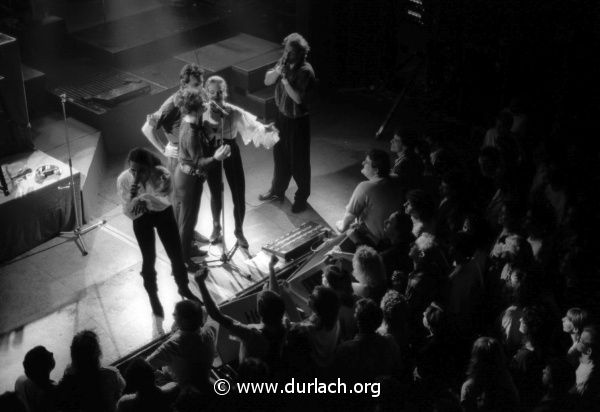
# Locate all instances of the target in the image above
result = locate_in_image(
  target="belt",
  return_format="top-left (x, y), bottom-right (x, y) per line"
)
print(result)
top-left (179, 163), bottom-right (205, 178)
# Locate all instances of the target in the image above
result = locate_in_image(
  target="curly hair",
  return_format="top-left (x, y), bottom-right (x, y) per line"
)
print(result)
top-left (179, 63), bottom-right (204, 89)
top-left (352, 245), bottom-right (385, 288)
top-left (127, 147), bottom-right (162, 169)
top-left (175, 87), bottom-right (205, 115)
top-left (282, 32), bottom-right (310, 60)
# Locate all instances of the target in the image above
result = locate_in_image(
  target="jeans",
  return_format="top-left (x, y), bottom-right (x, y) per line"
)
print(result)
top-left (132, 206), bottom-right (188, 317)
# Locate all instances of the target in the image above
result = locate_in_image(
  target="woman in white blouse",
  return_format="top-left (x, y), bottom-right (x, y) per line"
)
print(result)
top-left (117, 147), bottom-right (199, 319)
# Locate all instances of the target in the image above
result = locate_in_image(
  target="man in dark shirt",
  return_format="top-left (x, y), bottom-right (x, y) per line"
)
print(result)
top-left (259, 33), bottom-right (316, 213)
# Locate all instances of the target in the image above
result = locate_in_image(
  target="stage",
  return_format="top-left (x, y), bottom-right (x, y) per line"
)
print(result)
top-left (0, 92), bottom-right (415, 391)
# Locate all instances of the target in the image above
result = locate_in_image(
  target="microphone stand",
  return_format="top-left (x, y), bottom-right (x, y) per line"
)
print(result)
top-left (204, 104), bottom-right (244, 268)
top-left (58, 93), bottom-right (105, 255)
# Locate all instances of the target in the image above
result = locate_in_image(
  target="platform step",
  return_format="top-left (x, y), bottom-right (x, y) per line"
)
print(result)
top-left (230, 85), bottom-right (277, 122)
top-left (175, 33), bottom-right (281, 78)
top-left (71, 4), bottom-right (225, 64)
top-left (230, 48), bottom-right (282, 92)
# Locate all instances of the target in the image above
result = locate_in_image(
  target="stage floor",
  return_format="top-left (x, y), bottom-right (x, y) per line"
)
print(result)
top-left (0, 94), bottom-right (417, 391)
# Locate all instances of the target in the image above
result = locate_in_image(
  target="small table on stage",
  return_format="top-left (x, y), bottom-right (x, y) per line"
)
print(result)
top-left (0, 150), bottom-right (80, 262)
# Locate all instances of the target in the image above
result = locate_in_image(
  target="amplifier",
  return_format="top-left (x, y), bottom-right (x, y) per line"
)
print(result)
top-left (261, 221), bottom-right (328, 261)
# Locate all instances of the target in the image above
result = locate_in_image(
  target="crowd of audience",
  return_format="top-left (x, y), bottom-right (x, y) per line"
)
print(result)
top-left (2, 101), bottom-right (600, 412)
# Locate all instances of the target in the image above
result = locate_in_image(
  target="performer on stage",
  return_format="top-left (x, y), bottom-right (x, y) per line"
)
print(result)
top-left (173, 88), bottom-right (231, 271)
top-left (140, 64), bottom-right (210, 248)
top-left (260, 33), bottom-right (316, 213)
top-left (141, 64), bottom-right (204, 175)
top-left (202, 75), bottom-right (279, 248)
top-left (116, 147), bottom-right (199, 319)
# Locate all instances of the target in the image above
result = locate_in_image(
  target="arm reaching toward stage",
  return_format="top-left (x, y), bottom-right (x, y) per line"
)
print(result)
top-left (195, 268), bottom-right (236, 328)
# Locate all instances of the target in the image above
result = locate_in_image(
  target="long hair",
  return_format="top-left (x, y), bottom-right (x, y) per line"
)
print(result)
top-left (309, 286), bottom-right (340, 331)
top-left (352, 245), bottom-right (385, 289)
top-left (126, 147), bottom-right (162, 169)
top-left (70, 330), bottom-right (101, 374)
top-left (466, 337), bottom-right (509, 388)
top-left (282, 32), bottom-right (310, 61)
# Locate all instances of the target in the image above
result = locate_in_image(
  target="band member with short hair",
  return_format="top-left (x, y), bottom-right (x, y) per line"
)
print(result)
top-left (202, 75), bottom-right (279, 248)
top-left (260, 33), bottom-right (316, 213)
top-left (116, 147), bottom-right (199, 319)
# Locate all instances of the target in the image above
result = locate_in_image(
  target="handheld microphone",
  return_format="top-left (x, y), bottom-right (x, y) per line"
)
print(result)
top-left (130, 175), bottom-right (140, 198)
top-left (207, 100), bottom-right (228, 117)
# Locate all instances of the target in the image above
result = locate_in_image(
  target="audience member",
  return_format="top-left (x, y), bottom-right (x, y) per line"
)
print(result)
top-left (573, 325), bottom-right (600, 406)
top-left (335, 298), bottom-right (401, 381)
top-left (390, 128), bottom-right (424, 189)
top-left (146, 300), bottom-right (215, 388)
top-left (336, 149), bottom-right (404, 246)
top-left (322, 265), bottom-right (359, 342)
top-left (533, 358), bottom-right (575, 412)
top-left (460, 337), bottom-right (519, 412)
top-left (377, 290), bottom-right (410, 358)
top-left (562, 307), bottom-right (590, 366)
top-left (116, 358), bottom-right (176, 412)
top-left (14, 346), bottom-right (57, 412)
top-left (404, 189), bottom-right (437, 238)
top-left (351, 245), bottom-right (387, 303)
top-left (57, 330), bottom-right (125, 412)
top-left (379, 211), bottom-right (414, 278)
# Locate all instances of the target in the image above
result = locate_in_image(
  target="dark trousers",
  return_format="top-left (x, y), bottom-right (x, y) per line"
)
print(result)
top-left (173, 166), bottom-right (204, 262)
top-left (271, 111), bottom-right (311, 202)
top-left (132, 206), bottom-right (188, 317)
top-left (206, 139), bottom-right (246, 233)
top-left (165, 156), bottom-right (179, 221)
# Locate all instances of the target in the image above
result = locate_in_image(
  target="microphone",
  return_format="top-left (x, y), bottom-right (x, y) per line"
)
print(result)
top-left (130, 175), bottom-right (140, 198)
top-left (207, 100), bottom-right (228, 117)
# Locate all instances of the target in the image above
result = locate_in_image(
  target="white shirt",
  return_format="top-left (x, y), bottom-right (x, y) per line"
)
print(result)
top-left (116, 166), bottom-right (172, 220)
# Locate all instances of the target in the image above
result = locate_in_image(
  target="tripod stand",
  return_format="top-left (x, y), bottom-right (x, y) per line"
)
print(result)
top-left (58, 93), bottom-right (105, 255)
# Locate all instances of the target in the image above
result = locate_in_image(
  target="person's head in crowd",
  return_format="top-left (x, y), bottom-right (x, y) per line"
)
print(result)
top-left (495, 110), bottom-right (514, 137)
top-left (383, 211), bottom-right (414, 245)
top-left (282, 32), bottom-right (310, 64)
top-left (423, 302), bottom-right (447, 336)
top-left (563, 307), bottom-right (590, 340)
top-left (519, 306), bottom-right (546, 349)
top-left (380, 289), bottom-right (408, 334)
top-left (179, 63), bottom-right (204, 90)
top-left (502, 234), bottom-right (534, 269)
top-left (322, 265), bottom-right (354, 304)
top-left (23, 346), bottom-right (55, 385)
top-left (508, 268), bottom-right (539, 307)
top-left (467, 337), bottom-right (508, 382)
top-left (354, 298), bottom-right (383, 334)
top-left (498, 198), bottom-right (524, 234)
top-left (174, 300), bottom-right (205, 332)
top-left (124, 358), bottom-right (156, 394)
top-left (176, 87), bottom-right (205, 116)
top-left (404, 189), bottom-right (436, 223)
top-left (0, 392), bottom-right (26, 412)
top-left (237, 357), bottom-right (270, 383)
top-left (478, 146), bottom-right (503, 179)
top-left (308, 286), bottom-right (340, 331)
top-left (362, 149), bottom-right (391, 179)
top-left (577, 325), bottom-right (599, 364)
top-left (352, 245), bottom-right (386, 291)
top-left (391, 128), bottom-right (419, 155)
top-left (542, 358), bottom-right (575, 396)
top-left (449, 231), bottom-right (475, 266)
top-left (70, 330), bottom-right (102, 374)
top-left (257, 290), bottom-right (285, 328)
top-left (409, 233), bottom-right (446, 276)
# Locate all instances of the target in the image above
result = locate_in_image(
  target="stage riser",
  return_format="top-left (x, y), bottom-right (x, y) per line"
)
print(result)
top-left (229, 48), bottom-right (282, 93)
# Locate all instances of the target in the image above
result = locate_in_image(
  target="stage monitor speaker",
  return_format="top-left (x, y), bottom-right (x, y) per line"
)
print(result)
top-left (0, 33), bottom-right (34, 158)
